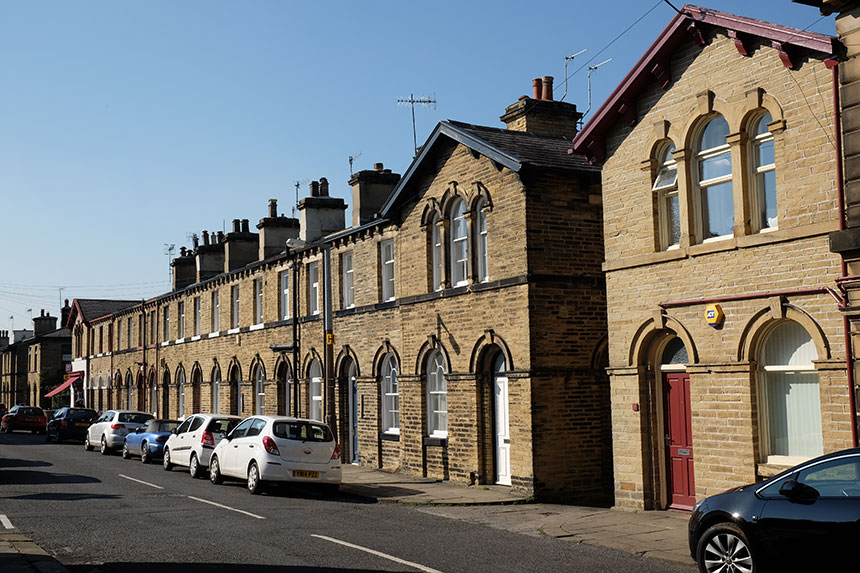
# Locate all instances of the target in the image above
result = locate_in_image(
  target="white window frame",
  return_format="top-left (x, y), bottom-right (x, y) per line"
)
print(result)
top-left (342, 252), bottom-right (355, 309)
top-left (212, 291), bottom-right (220, 333)
top-left (381, 354), bottom-right (399, 434)
top-left (163, 307), bottom-right (170, 342)
top-left (178, 301), bottom-right (185, 339)
top-left (751, 112), bottom-right (777, 233)
top-left (449, 199), bottom-right (469, 287)
top-left (431, 215), bottom-right (443, 291)
top-left (177, 369), bottom-right (186, 418)
top-left (279, 271), bottom-right (290, 320)
top-left (308, 262), bottom-right (320, 316)
top-left (694, 115), bottom-right (734, 243)
top-left (653, 142), bottom-right (680, 250)
top-left (231, 285), bottom-right (240, 330)
top-left (309, 360), bottom-right (323, 421)
top-left (476, 199), bottom-right (489, 282)
top-left (254, 278), bottom-right (263, 325)
top-left (426, 350), bottom-right (448, 438)
top-left (255, 366), bottom-right (265, 415)
top-left (381, 240), bottom-right (395, 302)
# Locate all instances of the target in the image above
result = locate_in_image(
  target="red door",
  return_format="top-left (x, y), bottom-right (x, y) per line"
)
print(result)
top-left (664, 372), bottom-right (695, 510)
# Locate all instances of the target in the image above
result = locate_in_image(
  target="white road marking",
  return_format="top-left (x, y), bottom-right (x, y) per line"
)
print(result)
top-left (186, 496), bottom-right (265, 520)
top-left (118, 474), bottom-right (164, 489)
top-left (0, 514), bottom-right (13, 529)
top-left (311, 534), bottom-right (443, 573)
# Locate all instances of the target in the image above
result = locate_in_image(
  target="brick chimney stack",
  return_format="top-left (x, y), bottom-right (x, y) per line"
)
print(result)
top-left (257, 198), bottom-right (300, 260)
top-left (501, 76), bottom-right (581, 139)
top-left (349, 162), bottom-right (401, 227)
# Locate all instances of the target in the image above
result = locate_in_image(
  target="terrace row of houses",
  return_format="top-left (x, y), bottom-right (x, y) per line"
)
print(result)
top-left (4, 4), bottom-right (859, 512)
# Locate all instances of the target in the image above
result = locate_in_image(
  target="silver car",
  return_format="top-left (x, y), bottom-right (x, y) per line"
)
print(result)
top-left (162, 413), bottom-right (240, 478)
top-left (85, 410), bottom-right (153, 455)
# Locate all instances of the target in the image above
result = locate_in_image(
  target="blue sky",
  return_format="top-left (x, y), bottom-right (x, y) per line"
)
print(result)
top-left (0, 1), bottom-right (835, 333)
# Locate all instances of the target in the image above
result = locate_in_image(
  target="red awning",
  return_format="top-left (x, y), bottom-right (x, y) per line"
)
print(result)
top-left (44, 373), bottom-right (82, 398)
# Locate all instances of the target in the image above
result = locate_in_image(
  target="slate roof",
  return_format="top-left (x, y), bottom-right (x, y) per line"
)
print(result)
top-left (379, 119), bottom-right (599, 218)
top-left (67, 299), bottom-right (140, 328)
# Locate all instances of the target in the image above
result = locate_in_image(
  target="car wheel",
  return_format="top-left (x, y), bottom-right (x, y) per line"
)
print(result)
top-left (84, 433), bottom-right (94, 451)
top-left (209, 455), bottom-right (223, 485)
top-left (163, 447), bottom-right (173, 470)
top-left (189, 453), bottom-right (201, 479)
top-left (100, 436), bottom-right (110, 455)
top-left (122, 441), bottom-right (131, 459)
top-left (140, 442), bottom-right (150, 464)
top-left (247, 461), bottom-right (263, 495)
top-left (696, 522), bottom-right (756, 573)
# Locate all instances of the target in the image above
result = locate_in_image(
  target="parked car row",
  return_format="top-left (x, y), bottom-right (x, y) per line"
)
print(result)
top-left (74, 409), bottom-right (342, 495)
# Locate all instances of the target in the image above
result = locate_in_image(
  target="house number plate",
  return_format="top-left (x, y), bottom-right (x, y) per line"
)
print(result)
top-left (678, 448), bottom-right (691, 456)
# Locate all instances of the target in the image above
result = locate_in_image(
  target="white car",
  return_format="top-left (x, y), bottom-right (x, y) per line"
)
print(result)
top-left (162, 413), bottom-right (240, 478)
top-left (208, 416), bottom-right (342, 495)
top-left (85, 410), bottom-right (154, 455)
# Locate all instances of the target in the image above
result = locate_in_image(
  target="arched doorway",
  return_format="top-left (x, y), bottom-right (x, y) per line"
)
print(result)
top-left (657, 336), bottom-right (694, 510)
top-left (162, 370), bottom-right (171, 418)
top-left (229, 365), bottom-right (241, 415)
top-left (176, 368), bottom-right (186, 418)
top-left (276, 361), bottom-right (290, 416)
top-left (211, 365), bottom-right (221, 414)
top-left (192, 367), bottom-right (202, 413)
top-left (478, 346), bottom-right (510, 486)
top-left (339, 358), bottom-right (358, 463)
top-left (147, 371), bottom-right (156, 415)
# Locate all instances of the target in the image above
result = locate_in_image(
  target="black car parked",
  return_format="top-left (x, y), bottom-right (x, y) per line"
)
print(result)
top-left (46, 407), bottom-right (97, 443)
top-left (689, 447), bottom-right (860, 572)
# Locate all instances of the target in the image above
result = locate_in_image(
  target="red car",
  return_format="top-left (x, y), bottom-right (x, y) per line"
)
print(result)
top-left (1, 405), bottom-right (47, 434)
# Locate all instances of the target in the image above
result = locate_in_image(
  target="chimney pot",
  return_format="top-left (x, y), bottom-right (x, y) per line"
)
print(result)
top-left (533, 78), bottom-right (543, 100)
top-left (542, 76), bottom-right (554, 101)
top-left (217, 231), bottom-right (225, 243)
top-left (374, 162), bottom-right (384, 171)
top-left (310, 181), bottom-right (320, 197)
top-left (241, 219), bottom-right (250, 233)
top-left (268, 198), bottom-right (278, 218)
top-left (232, 219), bottom-right (241, 233)
top-left (180, 246), bottom-right (187, 257)
top-left (192, 234), bottom-right (199, 249)
top-left (319, 178), bottom-right (329, 196)
top-left (41, 309), bottom-right (45, 317)
top-left (202, 230), bottom-right (210, 245)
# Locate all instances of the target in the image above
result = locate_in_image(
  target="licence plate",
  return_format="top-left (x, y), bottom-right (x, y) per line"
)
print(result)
top-left (294, 470), bottom-right (319, 479)
top-left (76, 423), bottom-right (89, 428)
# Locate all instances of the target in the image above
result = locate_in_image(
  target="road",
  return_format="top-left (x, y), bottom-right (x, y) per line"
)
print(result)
top-left (0, 431), bottom-right (694, 572)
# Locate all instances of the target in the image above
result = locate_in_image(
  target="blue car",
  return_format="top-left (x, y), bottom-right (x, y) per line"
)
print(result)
top-left (122, 419), bottom-right (180, 463)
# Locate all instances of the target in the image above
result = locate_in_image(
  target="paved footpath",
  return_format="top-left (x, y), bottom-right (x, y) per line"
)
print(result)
top-left (1, 463), bottom-right (695, 572)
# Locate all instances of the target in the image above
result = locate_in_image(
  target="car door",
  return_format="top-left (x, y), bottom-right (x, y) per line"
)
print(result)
top-left (184, 416), bottom-right (206, 463)
top-left (171, 417), bottom-right (194, 465)
top-left (49, 408), bottom-right (66, 434)
top-left (757, 453), bottom-right (860, 567)
top-left (221, 418), bottom-right (253, 476)
top-left (91, 412), bottom-right (112, 442)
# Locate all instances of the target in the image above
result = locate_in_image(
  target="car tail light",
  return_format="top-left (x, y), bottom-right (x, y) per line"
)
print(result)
top-left (331, 443), bottom-right (341, 460)
top-left (61, 420), bottom-right (69, 429)
top-left (110, 423), bottom-right (125, 430)
top-left (156, 435), bottom-right (168, 443)
top-left (201, 430), bottom-right (215, 446)
top-left (262, 436), bottom-right (280, 456)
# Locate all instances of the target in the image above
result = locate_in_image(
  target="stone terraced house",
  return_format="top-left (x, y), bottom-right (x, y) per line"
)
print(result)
top-left (65, 87), bottom-right (612, 504)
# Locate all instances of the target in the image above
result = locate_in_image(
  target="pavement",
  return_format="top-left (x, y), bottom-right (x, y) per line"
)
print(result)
top-left (1, 463), bottom-right (695, 572)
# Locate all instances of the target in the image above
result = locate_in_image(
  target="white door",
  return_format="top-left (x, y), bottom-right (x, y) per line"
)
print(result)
top-left (493, 354), bottom-right (511, 486)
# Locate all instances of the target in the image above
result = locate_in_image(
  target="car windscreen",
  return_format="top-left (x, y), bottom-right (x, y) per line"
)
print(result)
top-left (272, 421), bottom-right (333, 442)
top-left (18, 407), bottom-right (43, 416)
top-left (67, 409), bottom-right (96, 420)
top-left (208, 418), bottom-right (239, 434)
top-left (119, 413), bottom-right (154, 424)
top-left (156, 421), bottom-right (179, 433)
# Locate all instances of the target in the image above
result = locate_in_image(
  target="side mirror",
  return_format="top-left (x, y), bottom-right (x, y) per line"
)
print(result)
top-left (171, 428), bottom-right (178, 435)
top-left (779, 479), bottom-right (820, 501)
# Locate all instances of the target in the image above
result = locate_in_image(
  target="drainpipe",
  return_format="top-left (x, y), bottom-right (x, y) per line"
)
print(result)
top-left (831, 60), bottom-right (859, 447)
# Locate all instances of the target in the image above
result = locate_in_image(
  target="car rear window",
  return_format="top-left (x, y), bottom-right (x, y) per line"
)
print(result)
top-left (119, 413), bottom-right (154, 424)
top-left (67, 409), bottom-right (96, 420)
top-left (207, 418), bottom-right (239, 434)
top-left (157, 421), bottom-right (179, 433)
top-left (19, 407), bottom-right (43, 415)
top-left (273, 421), bottom-right (333, 442)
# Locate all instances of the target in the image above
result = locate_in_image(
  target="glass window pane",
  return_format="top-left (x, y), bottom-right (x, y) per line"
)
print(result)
top-left (758, 170), bottom-right (777, 230)
top-left (756, 113), bottom-right (773, 136)
top-left (701, 116), bottom-right (730, 149)
top-left (667, 193), bottom-right (680, 246)
top-left (702, 181), bottom-right (734, 238)
top-left (654, 165), bottom-right (677, 189)
top-left (700, 152), bottom-right (732, 181)
top-left (661, 338), bottom-right (688, 365)
top-left (756, 139), bottom-right (774, 167)
top-left (766, 372), bottom-right (823, 458)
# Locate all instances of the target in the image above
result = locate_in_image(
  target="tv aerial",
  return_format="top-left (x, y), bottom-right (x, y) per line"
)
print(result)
top-left (349, 152), bottom-right (362, 175)
top-left (397, 93), bottom-right (437, 157)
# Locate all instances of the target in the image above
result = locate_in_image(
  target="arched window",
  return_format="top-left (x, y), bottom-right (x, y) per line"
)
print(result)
top-left (276, 361), bottom-right (290, 416)
top-left (751, 112), bottom-right (777, 231)
top-left (211, 365), bottom-right (221, 414)
top-left (162, 370), bottom-right (171, 418)
top-left (177, 368), bottom-right (186, 418)
top-left (653, 142), bottom-right (680, 249)
top-left (696, 115), bottom-right (733, 241)
top-left (309, 359), bottom-right (323, 421)
top-left (450, 198), bottom-right (469, 287)
top-left (254, 364), bottom-right (265, 416)
top-left (760, 321), bottom-right (822, 463)
top-left (476, 198), bottom-right (489, 282)
top-left (426, 350), bottom-right (447, 438)
top-left (431, 214), bottom-right (443, 291)
top-left (381, 354), bottom-right (399, 434)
